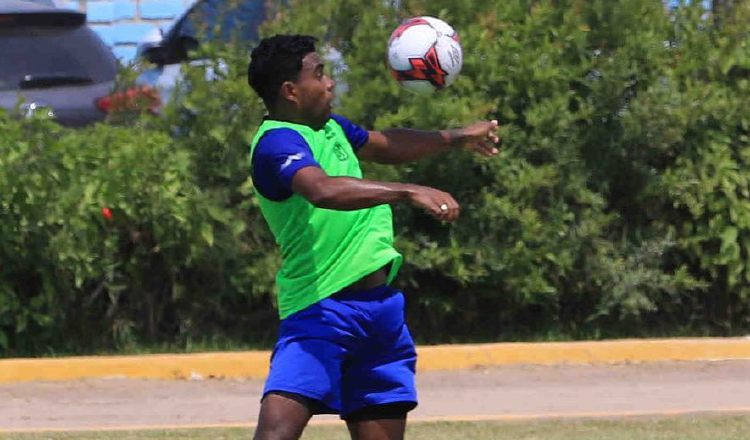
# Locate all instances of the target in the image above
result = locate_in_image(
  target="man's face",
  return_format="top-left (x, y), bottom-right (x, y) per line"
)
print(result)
top-left (292, 52), bottom-right (335, 129)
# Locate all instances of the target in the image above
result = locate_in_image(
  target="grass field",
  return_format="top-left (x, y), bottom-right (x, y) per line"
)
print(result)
top-left (3, 415), bottom-right (750, 440)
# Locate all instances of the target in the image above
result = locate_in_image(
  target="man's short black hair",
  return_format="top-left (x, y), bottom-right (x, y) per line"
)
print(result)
top-left (248, 34), bottom-right (318, 108)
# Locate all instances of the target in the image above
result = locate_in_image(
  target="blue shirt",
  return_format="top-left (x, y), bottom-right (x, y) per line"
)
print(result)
top-left (251, 114), bottom-right (370, 201)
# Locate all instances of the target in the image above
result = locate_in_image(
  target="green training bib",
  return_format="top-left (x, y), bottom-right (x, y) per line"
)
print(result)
top-left (249, 118), bottom-right (402, 319)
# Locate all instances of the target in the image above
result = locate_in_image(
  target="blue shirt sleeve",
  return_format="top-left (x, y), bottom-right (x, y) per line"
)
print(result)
top-left (331, 114), bottom-right (370, 151)
top-left (251, 128), bottom-right (321, 201)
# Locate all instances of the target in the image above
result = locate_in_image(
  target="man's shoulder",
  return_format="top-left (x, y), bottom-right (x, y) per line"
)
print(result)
top-left (329, 113), bottom-right (357, 128)
top-left (256, 127), bottom-right (310, 151)
top-left (328, 114), bottom-right (369, 150)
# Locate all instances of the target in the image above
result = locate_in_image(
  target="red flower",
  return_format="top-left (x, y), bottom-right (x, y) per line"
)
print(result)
top-left (101, 207), bottom-right (113, 221)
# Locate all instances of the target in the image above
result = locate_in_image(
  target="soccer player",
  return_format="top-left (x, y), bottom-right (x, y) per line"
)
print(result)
top-left (247, 34), bottom-right (499, 440)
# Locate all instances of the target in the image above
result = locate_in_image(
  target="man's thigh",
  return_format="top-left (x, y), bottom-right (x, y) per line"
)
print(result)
top-left (253, 392), bottom-right (313, 440)
top-left (345, 406), bottom-right (409, 440)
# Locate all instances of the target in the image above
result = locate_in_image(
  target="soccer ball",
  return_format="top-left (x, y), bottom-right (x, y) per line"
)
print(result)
top-left (387, 16), bottom-right (463, 95)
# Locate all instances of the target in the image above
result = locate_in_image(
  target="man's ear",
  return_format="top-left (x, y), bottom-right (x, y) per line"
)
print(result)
top-left (280, 81), bottom-right (298, 105)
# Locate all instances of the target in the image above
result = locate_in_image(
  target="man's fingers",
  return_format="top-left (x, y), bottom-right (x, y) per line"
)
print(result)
top-left (473, 141), bottom-right (498, 156)
top-left (488, 120), bottom-right (500, 143)
top-left (436, 202), bottom-right (451, 221)
top-left (464, 120), bottom-right (500, 155)
top-left (482, 140), bottom-right (499, 154)
top-left (431, 198), bottom-right (459, 222)
top-left (428, 201), bottom-right (449, 220)
top-left (439, 197), bottom-right (460, 222)
top-left (411, 187), bottom-right (460, 222)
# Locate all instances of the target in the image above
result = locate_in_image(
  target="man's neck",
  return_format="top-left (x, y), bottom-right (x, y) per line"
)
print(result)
top-left (267, 113), bottom-right (328, 131)
top-left (267, 109), bottom-right (310, 127)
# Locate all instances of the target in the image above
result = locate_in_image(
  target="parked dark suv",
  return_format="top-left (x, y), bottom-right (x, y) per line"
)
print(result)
top-left (0, 1), bottom-right (117, 127)
top-left (140, 0), bottom-right (267, 66)
top-left (134, 0), bottom-right (269, 106)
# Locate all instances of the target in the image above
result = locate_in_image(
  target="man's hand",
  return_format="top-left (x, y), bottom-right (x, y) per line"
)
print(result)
top-left (448, 120), bottom-right (501, 157)
top-left (406, 185), bottom-right (460, 222)
top-left (359, 119), bottom-right (501, 164)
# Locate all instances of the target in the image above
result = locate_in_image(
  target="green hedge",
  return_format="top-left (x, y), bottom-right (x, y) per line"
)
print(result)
top-left (2, 0), bottom-right (750, 356)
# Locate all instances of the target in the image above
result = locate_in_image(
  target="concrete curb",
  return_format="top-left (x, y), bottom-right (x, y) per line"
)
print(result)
top-left (1, 337), bottom-right (749, 383)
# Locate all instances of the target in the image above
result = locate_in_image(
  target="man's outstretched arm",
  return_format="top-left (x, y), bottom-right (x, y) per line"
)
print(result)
top-left (357, 120), bottom-right (500, 164)
top-left (291, 166), bottom-right (460, 222)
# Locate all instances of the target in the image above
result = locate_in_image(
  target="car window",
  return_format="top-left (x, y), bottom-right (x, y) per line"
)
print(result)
top-left (23, 0), bottom-right (58, 5)
top-left (171, 0), bottom-right (266, 45)
top-left (0, 26), bottom-right (117, 91)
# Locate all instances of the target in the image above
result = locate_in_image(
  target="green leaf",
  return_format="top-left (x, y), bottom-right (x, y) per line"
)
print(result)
top-left (201, 222), bottom-right (215, 247)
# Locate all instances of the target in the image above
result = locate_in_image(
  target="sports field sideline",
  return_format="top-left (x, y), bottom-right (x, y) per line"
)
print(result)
top-left (1, 337), bottom-right (750, 438)
top-left (2, 337), bottom-right (750, 383)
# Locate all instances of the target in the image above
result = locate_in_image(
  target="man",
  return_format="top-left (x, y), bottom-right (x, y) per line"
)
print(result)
top-left (247, 34), bottom-right (499, 440)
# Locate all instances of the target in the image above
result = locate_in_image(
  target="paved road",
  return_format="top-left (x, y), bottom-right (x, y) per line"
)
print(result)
top-left (2, 360), bottom-right (750, 431)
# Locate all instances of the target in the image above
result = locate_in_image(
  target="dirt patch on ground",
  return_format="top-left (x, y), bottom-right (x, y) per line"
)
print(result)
top-left (2, 360), bottom-right (750, 431)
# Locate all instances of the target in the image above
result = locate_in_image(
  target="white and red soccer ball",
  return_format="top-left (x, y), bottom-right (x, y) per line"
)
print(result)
top-left (387, 16), bottom-right (463, 95)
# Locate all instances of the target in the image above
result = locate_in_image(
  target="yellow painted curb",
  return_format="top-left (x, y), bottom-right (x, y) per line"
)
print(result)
top-left (1, 337), bottom-right (749, 383)
top-left (415, 337), bottom-right (750, 371)
top-left (0, 351), bottom-right (269, 383)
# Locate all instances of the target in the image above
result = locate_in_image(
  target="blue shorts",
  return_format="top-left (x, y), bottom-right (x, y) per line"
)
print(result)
top-left (263, 285), bottom-right (418, 417)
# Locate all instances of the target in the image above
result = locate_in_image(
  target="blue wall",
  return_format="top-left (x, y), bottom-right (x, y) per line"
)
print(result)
top-left (59, 0), bottom-right (196, 63)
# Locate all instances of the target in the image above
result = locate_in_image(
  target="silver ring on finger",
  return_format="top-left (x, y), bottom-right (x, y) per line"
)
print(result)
top-left (440, 203), bottom-right (449, 212)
